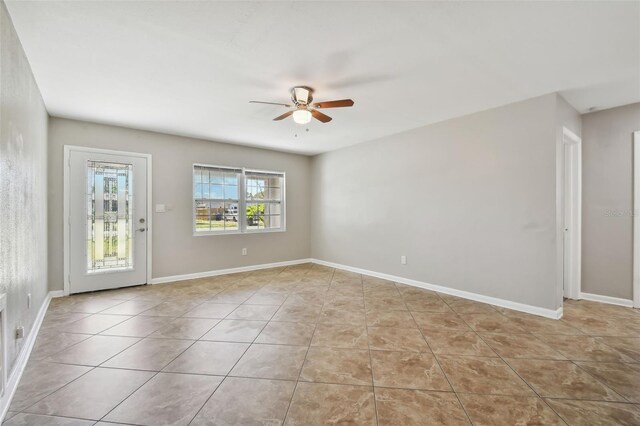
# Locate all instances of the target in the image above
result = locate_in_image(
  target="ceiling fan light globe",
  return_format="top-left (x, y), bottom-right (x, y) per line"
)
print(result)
top-left (292, 109), bottom-right (312, 124)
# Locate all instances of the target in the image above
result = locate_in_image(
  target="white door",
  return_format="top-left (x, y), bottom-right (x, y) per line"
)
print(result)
top-left (67, 148), bottom-right (149, 294)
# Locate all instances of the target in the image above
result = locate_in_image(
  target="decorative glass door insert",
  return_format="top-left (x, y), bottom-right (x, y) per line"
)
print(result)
top-left (86, 160), bottom-right (134, 273)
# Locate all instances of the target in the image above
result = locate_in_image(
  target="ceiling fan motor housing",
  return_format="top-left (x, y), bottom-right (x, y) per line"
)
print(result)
top-left (291, 86), bottom-right (314, 106)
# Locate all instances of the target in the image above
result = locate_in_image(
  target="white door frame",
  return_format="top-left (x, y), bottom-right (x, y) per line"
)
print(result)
top-left (63, 145), bottom-right (153, 296)
top-left (633, 131), bottom-right (640, 308)
top-left (560, 127), bottom-right (582, 301)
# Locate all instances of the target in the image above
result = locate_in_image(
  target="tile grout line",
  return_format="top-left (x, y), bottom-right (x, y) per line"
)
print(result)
top-left (456, 308), bottom-right (572, 425)
top-left (15, 366), bottom-right (97, 418)
top-left (21, 342), bottom-right (150, 423)
top-left (188, 264), bottom-right (319, 425)
top-left (403, 287), bottom-right (475, 425)
top-left (16, 294), bottom-right (185, 417)
top-left (15, 266), bottom-right (639, 425)
top-left (185, 273), bottom-right (286, 425)
top-left (23, 275), bottom-right (242, 424)
top-left (362, 276), bottom-right (380, 426)
top-left (475, 302), bottom-right (635, 411)
top-left (19, 328), bottom-right (151, 419)
top-left (95, 306), bottom-right (221, 423)
top-left (281, 266), bottom-right (333, 426)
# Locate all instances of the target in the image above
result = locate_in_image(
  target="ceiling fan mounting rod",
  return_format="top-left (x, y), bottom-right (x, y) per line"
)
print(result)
top-left (291, 86), bottom-right (314, 106)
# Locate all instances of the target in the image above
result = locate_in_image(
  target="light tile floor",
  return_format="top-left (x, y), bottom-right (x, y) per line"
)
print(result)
top-left (4, 263), bottom-right (640, 425)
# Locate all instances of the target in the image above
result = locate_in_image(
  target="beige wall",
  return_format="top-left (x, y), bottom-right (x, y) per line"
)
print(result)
top-left (581, 102), bottom-right (640, 300)
top-left (48, 118), bottom-right (311, 291)
top-left (0, 2), bottom-right (49, 374)
top-left (311, 94), bottom-right (575, 311)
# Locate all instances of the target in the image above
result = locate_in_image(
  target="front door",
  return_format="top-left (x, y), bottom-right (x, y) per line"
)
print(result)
top-left (68, 148), bottom-right (149, 294)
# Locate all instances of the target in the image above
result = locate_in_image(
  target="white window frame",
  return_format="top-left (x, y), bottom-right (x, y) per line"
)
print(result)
top-left (192, 164), bottom-right (286, 236)
top-left (243, 168), bottom-right (287, 235)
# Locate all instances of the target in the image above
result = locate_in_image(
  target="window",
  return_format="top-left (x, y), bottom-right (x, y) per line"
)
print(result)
top-left (193, 164), bottom-right (285, 234)
top-left (245, 171), bottom-right (284, 231)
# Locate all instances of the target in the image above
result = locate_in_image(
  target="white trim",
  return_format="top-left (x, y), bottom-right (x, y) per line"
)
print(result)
top-left (150, 258), bottom-right (312, 284)
top-left (63, 145), bottom-right (153, 296)
top-left (0, 294), bottom-right (6, 398)
top-left (48, 290), bottom-right (65, 299)
top-left (310, 259), bottom-right (563, 319)
top-left (563, 126), bottom-right (581, 144)
top-left (559, 127), bottom-right (582, 301)
top-left (147, 152), bottom-right (153, 287)
top-left (63, 146), bottom-right (69, 295)
top-left (580, 292), bottom-right (634, 308)
top-left (152, 257), bottom-right (562, 319)
top-left (0, 291), bottom-right (57, 422)
top-left (634, 131), bottom-right (640, 308)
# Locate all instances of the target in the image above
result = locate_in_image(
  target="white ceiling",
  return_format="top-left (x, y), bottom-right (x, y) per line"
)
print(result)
top-left (6, 1), bottom-right (640, 155)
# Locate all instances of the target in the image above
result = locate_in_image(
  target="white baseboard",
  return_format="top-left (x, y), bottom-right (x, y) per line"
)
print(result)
top-left (579, 292), bottom-right (634, 308)
top-left (48, 290), bottom-right (64, 298)
top-left (150, 258), bottom-right (313, 285)
top-left (311, 258), bottom-right (563, 320)
top-left (0, 291), bottom-right (55, 422)
top-left (148, 256), bottom-right (562, 319)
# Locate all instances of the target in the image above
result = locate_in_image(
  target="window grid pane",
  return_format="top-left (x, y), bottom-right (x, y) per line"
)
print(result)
top-left (244, 171), bottom-right (283, 232)
top-left (194, 166), bottom-right (240, 232)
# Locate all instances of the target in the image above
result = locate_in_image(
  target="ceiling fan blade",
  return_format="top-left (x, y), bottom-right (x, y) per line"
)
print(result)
top-left (273, 111), bottom-right (293, 121)
top-left (311, 109), bottom-right (332, 123)
top-left (250, 101), bottom-right (292, 107)
top-left (312, 99), bottom-right (354, 109)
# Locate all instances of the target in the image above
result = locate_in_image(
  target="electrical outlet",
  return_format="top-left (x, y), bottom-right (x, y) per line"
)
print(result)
top-left (242, 248), bottom-right (247, 256)
top-left (27, 293), bottom-right (31, 310)
top-left (401, 255), bottom-right (407, 265)
top-left (15, 326), bottom-right (24, 339)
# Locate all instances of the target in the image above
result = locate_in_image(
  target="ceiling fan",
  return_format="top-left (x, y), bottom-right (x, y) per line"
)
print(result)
top-left (250, 86), bottom-right (354, 124)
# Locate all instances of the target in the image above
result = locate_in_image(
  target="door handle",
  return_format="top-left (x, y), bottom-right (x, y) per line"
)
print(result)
top-left (137, 227), bottom-right (146, 232)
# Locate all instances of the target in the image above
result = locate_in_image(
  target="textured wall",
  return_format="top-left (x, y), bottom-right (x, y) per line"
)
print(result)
top-left (311, 94), bottom-right (567, 311)
top-left (0, 1), bottom-right (49, 375)
top-left (581, 103), bottom-right (640, 300)
top-left (48, 118), bottom-right (311, 290)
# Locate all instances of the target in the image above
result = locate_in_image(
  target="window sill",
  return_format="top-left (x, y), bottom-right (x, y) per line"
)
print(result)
top-left (193, 228), bottom-right (286, 237)
top-left (244, 228), bottom-right (286, 235)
